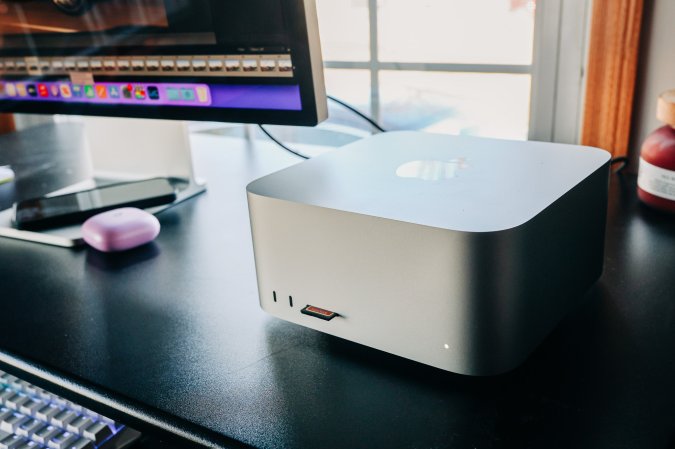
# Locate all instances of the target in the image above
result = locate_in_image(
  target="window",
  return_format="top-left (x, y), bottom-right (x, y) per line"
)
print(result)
top-left (317, 0), bottom-right (590, 143)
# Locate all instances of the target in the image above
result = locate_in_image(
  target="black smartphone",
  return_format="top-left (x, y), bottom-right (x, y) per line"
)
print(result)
top-left (13, 178), bottom-right (177, 231)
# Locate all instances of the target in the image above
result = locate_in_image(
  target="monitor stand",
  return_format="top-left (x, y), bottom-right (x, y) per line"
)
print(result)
top-left (82, 117), bottom-right (206, 196)
top-left (0, 117), bottom-right (206, 248)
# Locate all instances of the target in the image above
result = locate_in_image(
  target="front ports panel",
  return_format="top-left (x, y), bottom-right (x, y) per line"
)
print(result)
top-left (269, 291), bottom-right (339, 322)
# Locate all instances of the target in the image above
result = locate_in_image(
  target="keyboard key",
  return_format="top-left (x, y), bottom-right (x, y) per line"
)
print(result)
top-left (32, 425), bottom-right (60, 444)
top-left (64, 402), bottom-right (82, 414)
top-left (0, 391), bottom-right (13, 406)
top-left (18, 401), bottom-right (42, 417)
top-left (33, 389), bottom-right (52, 403)
top-left (0, 434), bottom-right (23, 449)
top-left (82, 422), bottom-right (111, 444)
top-left (7, 379), bottom-right (21, 390)
top-left (80, 409), bottom-right (99, 421)
top-left (0, 409), bottom-right (12, 422)
top-left (0, 413), bottom-right (28, 433)
top-left (16, 441), bottom-right (39, 449)
top-left (4, 395), bottom-right (28, 411)
top-left (36, 404), bottom-right (60, 422)
top-left (50, 397), bottom-right (67, 408)
top-left (1, 379), bottom-right (16, 389)
top-left (51, 410), bottom-right (78, 428)
top-left (19, 384), bottom-right (37, 397)
top-left (13, 382), bottom-right (31, 396)
top-left (14, 419), bottom-right (42, 437)
top-left (47, 431), bottom-right (78, 449)
top-left (66, 416), bottom-right (94, 436)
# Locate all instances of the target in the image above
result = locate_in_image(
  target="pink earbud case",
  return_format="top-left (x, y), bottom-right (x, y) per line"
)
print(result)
top-left (82, 208), bottom-right (161, 252)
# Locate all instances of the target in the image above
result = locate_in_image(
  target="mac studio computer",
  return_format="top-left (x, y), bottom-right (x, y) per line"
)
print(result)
top-left (0, 0), bottom-right (327, 245)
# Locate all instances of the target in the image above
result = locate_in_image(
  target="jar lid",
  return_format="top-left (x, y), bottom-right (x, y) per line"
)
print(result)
top-left (657, 89), bottom-right (675, 127)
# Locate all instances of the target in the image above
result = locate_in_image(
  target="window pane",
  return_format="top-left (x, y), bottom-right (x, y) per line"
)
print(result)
top-left (379, 71), bottom-right (531, 140)
top-left (323, 68), bottom-right (373, 129)
top-left (378, 0), bottom-right (535, 65)
top-left (316, 0), bottom-right (370, 62)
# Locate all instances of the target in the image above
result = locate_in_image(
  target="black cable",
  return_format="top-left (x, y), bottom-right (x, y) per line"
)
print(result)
top-left (258, 124), bottom-right (310, 160)
top-left (610, 156), bottom-right (629, 173)
top-left (327, 95), bottom-right (388, 133)
top-left (263, 95), bottom-right (631, 175)
top-left (259, 95), bottom-right (386, 159)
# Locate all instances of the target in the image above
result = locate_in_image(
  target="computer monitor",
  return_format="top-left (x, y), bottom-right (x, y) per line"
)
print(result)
top-left (0, 0), bottom-right (327, 244)
top-left (0, 0), bottom-right (326, 124)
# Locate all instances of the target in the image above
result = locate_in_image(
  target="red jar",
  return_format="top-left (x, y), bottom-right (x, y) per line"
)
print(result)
top-left (638, 90), bottom-right (675, 213)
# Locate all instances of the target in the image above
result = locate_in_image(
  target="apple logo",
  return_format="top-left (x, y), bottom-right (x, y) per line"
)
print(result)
top-left (396, 158), bottom-right (469, 181)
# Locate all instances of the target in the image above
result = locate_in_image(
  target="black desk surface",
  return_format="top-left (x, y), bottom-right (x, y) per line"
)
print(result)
top-left (1, 124), bottom-right (674, 449)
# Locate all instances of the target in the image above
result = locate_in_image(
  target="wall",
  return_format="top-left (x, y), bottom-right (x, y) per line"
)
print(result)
top-left (630, 0), bottom-right (675, 170)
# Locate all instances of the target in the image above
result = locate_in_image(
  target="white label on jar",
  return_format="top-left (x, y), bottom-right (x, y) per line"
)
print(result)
top-left (638, 157), bottom-right (675, 201)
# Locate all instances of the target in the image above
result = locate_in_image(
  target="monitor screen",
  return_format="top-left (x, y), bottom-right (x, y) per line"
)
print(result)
top-left (0, 0), bottom-right (327, 125)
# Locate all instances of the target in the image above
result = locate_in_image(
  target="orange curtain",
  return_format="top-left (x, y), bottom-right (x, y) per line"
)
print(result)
top-left (581, 0), bottom-right (644, 158)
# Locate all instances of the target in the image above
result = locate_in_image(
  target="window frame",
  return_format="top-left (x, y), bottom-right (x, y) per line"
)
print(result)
top-left (321, 0), bottom-right (592, 143)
